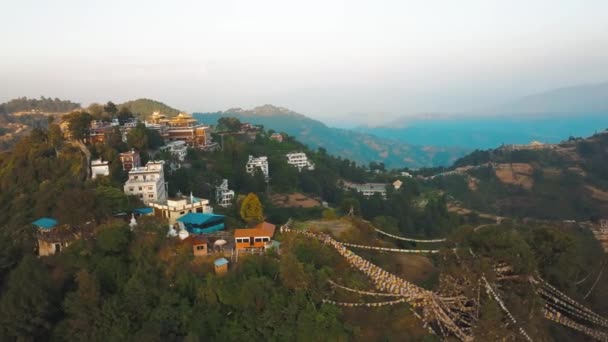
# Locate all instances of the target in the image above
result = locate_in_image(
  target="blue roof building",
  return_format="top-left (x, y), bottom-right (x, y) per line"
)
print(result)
top-left (134, 207), bottom-right (153, 215)
top-left (214, 258), bottom-right (229, 267)
top-left (32, 218), bottom-right (58, 230)
top-left (177, 213), bottom-right (225, 234)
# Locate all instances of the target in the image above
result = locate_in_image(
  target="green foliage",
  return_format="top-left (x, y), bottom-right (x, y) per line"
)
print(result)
top-left (119, 99), bottom-right (180, 119)
top-left (127, 122), bottom-right (148, 150)
top-left (240, 193), bottom-right (264, 225)
top-left (66, 111), bottom-right (93, 142)
top-left (0, 96), bottom-right (80, 114)
top-left (216, 117), bottom-right (242, 132)
top-left (0, 256), bottom-right (58, 340)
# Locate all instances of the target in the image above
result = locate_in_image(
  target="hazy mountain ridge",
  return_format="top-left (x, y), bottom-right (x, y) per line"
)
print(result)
top-left (357, 82), bottom-right (608, 150)
top-left (194, 105), bottom-right (468, 168)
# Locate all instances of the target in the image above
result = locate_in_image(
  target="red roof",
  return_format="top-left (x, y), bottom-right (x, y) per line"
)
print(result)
top-left (182, 235), bottom-right (208, 246)
top-left (234, 222), bottom-right (276, 238)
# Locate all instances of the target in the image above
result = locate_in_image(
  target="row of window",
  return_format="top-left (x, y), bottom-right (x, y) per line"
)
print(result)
top-left (128, 186), bottom-right (154, 192)
top-left (235, 237), bottom-right (270, 243)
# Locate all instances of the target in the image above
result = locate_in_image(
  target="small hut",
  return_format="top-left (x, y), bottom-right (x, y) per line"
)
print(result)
top-left (182, 235), bottom-right (209, 257)
top-left (214, 258), bottom-right (229, 274)
top-left (33, 221), bottom-right (94, 256)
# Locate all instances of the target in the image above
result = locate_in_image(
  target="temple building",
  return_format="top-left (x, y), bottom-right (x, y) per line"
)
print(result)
top-left (145, 112), bottom-right (214, 149)
top-left (123, 161), bottom-right (168, 204)
top-left (215, 179), bottom-right (235, 208)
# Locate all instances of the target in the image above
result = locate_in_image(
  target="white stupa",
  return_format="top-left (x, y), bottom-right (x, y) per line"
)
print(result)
top-left (129, 213), bottom-right (137, 228)
top-left (178, 229), bottom-right (190, 240)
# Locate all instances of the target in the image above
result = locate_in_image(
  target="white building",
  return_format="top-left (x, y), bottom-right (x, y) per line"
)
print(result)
top-left (216, 179), bottom-right (235, 208)
top-left (343, 182), bottom-right (388, 199)
top-left (150, 194), bottom-right (212, 225)
top-left (246, 155), bottom-right (269, 178)
top-left (123, 161), bottom-right (168, 204)
top-left (91, 159), bottom-right (109, 179)
top-left (160, 140), bottom-right (188, 162)
top-left (286, 152), bottom-right (314, 171)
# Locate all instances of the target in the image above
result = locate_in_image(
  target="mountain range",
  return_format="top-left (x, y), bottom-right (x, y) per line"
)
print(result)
top-left (194, 105), bottom-right (468, 169)
top-left (357, 82), bottom-right (608, 150)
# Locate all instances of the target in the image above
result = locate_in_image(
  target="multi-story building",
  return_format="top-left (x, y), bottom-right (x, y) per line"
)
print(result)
top-left (150, 194), bottom-right (213, 225)
top-left (246, 155), bottom-right (269, 178)
top-left (160, 140), bottom-right (188, 162)
top-left (145, 112), bottom-right (214, 149)
top-left (91, 159), bottom-right (109, 179)
top-left (88, 120), bottom-right (114, 144)
top-left (286, 152), bottom-right (314, 171)
top-left (123, 161), bottom-right (168, 203)
top-left (119, 149), bottom-right (141, 171)
top-left (343, 181), bottom-right (388, 198)
top-left (216, 179), bottom-right (235, 208)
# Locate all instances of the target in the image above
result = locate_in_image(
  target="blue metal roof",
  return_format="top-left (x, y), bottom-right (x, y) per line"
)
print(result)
top-left (177, 213), bottom-right (224, 225)
top-left (134, 207), bottom-right (153, 215)
top-left (214, 258), bottom-right (229, 267)
top-left (32, 218), bottom-right (58, 230)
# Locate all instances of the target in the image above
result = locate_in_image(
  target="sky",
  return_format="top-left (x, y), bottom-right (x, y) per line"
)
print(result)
top-left (2, 0), bottom-right (608, 126)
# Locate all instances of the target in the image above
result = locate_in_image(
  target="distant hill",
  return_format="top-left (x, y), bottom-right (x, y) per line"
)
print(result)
top-left (493, 81), bottom-right (608, 115)
top-left (195, 105), bottom-right (468, 168)
top-left (357, 81), bottom-right (608, 150)
top-left (0, 96), bottom-right (80, 115)
top-left (119, 98), bottom-right (181, 119)
top-left (432, 131), bottom-right (608, 220)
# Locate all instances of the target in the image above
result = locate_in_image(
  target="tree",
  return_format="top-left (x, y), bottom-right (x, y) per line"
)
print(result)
top-left (47, 123), bottom-right (64, 151)
top-left (66, 111), bottom-right (92, 142)
top-left (217, 117), bottom-right (242, 132)
top-left (104, 101), bottom-right (118, 115)
top-left (0, 256), bottom-right (58, 340)
top-left (146, 128), bottom-right (165, 149)
top-left (117, 107), bottom-right (134, 125)
top-left (54, 188), bottom-right (96, 225)
top-left (127, 122), bottom-right (149, 150)
top-left (240, 193), bottom-right (264, 225)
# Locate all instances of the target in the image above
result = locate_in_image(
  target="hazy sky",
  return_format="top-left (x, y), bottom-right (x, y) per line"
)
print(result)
top-left (2, 0), bottom-right (608, 125)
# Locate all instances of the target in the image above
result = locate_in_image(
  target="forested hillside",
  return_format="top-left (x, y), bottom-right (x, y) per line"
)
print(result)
top-left (195, 105), bottom-right (468, 168)
top-left (0, 110), bottom-right (606, 341)
top-left (0, 96), bottom-right (80, 114)
top-left (430, 131), bottom-right (608, 220)
top-left (120, 98), bottom-right (181, 118)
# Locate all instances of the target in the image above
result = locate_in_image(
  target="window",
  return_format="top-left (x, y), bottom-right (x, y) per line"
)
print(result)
top-left (148, 186), bottom-right (153, 190)
top-left (262, 237), bottom-right (270, 242)
top-left (254, 238), bottom-right (262, 243)
top-left (196, 245), bottom-right (205, 250)
top-left (128, 187), bottom-right (134, 191)
top-left (139, 194), bottom-right (143, 198)
top-left (138, 187), bottom-right (142, 191)
top-left (148, 194), bottom-right (154, 198)
top-left (180, 211), bottom-right (185, 215)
